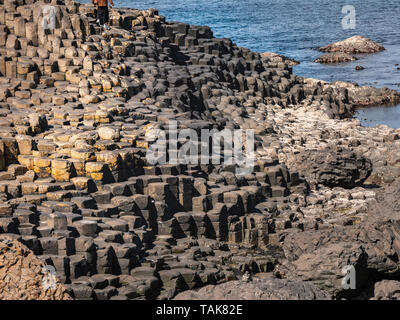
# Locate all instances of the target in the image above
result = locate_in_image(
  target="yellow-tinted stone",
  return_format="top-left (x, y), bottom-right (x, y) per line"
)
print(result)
top-left (85, 161), bottom-right (105, 173)
top-left (33, 157), bottom-right (51, 168)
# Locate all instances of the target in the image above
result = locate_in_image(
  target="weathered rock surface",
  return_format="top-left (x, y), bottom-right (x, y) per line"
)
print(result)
top-left (286, 145), bottom-right (372, 188)
top-left (0, 236), bottom-right (72, 300)
top-left (0, 0), bottom-right (398, 301)
top-left (306, 79), bottom-right (400, 108)
top-left (315, 52), bottom-right (358, 64)
top-left (261, 52), bottom-right (300, 66)
top-left (174, 278), bottom-right (328, 300)
top-left (318, 36), bottom-right (385, 54)
top-left (368, 177), bottom-right (400, 221)
top-left (279, 219), bottom-right (400, 298)
top-left (373, 280), bottom-right (400, 300)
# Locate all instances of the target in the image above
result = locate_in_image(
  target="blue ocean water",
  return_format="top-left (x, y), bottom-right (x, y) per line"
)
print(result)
top-left (82, 0), bottom-right (400, 127)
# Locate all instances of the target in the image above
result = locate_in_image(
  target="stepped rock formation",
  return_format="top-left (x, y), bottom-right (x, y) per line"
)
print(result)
top-left (0, 236), bottom-right (72, 299)
top-left (260, 52), bottom-right (299, 67)
top-left (278, 219), bottom-right (400, 299)
top-left (0, 0), bottom-right (399, 300)
top-left (304, 78), bottom-right (400, 108)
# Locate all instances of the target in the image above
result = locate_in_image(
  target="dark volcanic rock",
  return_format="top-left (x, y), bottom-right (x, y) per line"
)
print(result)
top-left (318, 36), bottom-right (385, 54)
top-left (279, 219), bottom-right (400, 298)
top-left (0, 0), bottom-right (399, 301)
top-left (174, 278), bottom-right (328, 300)
top-left (287, 146), bottom-right (372, 188)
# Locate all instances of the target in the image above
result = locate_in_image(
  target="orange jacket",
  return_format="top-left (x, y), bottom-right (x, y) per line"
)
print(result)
top-left (92, 0), bottom-right (114, 7)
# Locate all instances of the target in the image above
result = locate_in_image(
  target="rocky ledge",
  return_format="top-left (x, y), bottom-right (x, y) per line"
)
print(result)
top-left (314, 52), bottom-right (358, 64)
top-left (318, 35), bottom-right (385, 54)
top-left (0, 0), bottom-right (399, 300)
top-left (304, 78), bottom-right (400, 110)
top-left (174, 277), bottom-right (329, 300)
top-left (0, 236), bottom-right (71, 299)
top-left (315, 35), bottom-right (385, 64)
top-left (261, 52), bottom-right (299, 67)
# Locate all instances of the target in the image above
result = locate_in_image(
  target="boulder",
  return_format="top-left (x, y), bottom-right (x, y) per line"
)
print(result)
top-left (314, 53), bottom-right (357, 64)
top-left (318, 36), bottom-right (385, 54)
top-left (287, 145), bottom-right (372, 188)
top-left (374, 280), bottom-right (400, 300)
top-left (280, 219), bottom-right (400, 298)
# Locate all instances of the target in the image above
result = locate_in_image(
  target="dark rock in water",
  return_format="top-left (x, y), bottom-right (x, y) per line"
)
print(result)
top-left (355, 66), bottom-right (365, 71)
top-left (315, 52), bottom-right (358, 64)
top-left (318, 36), bottom-right (385, 54)
top-left (287, 145), bottom-right (372, 188)
top-left (174, 278), bottom-right (328, 300)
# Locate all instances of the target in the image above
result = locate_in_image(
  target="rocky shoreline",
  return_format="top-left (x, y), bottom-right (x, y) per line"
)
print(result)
top-left (0, 0), bottom-right (400, 300)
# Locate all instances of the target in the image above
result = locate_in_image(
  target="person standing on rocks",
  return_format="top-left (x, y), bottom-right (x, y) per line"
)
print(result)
top-left (92, 0), bottom-right (114, 30)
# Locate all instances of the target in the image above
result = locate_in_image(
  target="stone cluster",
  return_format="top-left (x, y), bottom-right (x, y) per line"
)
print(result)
top-left (0, 0), bottom-right (399, 300)
top-left (315, 35), bottom-right (386, 65)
